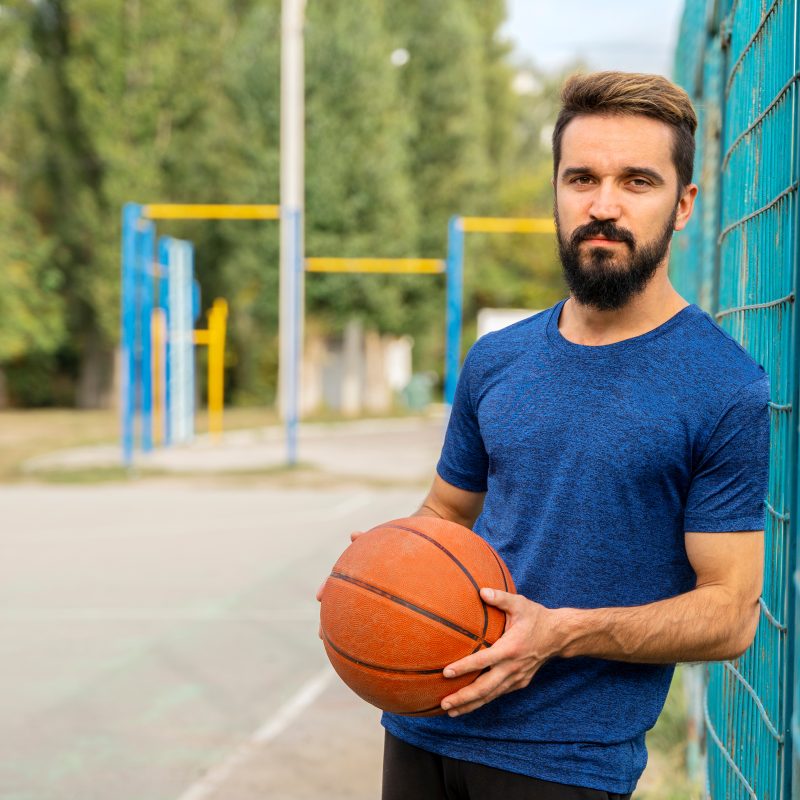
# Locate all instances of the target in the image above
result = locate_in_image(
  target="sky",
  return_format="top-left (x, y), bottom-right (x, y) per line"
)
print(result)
top-left (501, 0), bottom-right (686, 78)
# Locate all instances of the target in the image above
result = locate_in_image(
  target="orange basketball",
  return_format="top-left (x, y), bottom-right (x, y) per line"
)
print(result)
top-left (319, 516), bottom-right (515, 716)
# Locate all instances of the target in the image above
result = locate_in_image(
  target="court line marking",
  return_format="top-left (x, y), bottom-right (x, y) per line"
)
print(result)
top-left (176, 666), bottom-right (334, 800)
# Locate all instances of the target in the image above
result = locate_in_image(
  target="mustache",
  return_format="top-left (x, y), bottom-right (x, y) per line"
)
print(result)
top-left (570, 221), bottom-right (636, 248)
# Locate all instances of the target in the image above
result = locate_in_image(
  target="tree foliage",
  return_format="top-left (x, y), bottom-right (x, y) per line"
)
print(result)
top-left (0, 0), bottom-right (569, 407)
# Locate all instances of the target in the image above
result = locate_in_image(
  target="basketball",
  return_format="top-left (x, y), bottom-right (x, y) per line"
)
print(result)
top-left (319, 516), bottom-right (515, 716)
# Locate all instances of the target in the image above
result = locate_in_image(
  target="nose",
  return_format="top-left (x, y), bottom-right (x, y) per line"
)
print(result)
top-left (588, 180), bottom-right (622, 222)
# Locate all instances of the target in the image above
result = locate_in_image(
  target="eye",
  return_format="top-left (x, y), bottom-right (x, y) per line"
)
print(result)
top-left (628, 178), bottom-right (651, 188)
top-left (571, 175), bottom-right (594, 185)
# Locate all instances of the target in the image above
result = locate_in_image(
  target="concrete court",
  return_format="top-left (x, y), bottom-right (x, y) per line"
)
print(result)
top-left (0, 482), bottom-right (426, 800)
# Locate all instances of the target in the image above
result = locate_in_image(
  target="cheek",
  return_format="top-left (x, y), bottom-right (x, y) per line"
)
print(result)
top-left (555, 194), bottom-right (587, 228)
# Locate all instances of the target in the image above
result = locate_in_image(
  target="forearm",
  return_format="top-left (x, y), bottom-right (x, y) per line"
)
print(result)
top-left (555, 584), bottom-right (760, 664)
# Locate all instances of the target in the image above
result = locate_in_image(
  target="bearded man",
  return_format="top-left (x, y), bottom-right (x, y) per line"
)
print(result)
top-left (323, 71), bottom-right (770, 799)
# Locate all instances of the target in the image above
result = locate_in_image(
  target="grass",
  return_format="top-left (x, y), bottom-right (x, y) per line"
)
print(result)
top-left (0, 406), bottom-right (282, 482)
top-left (635, 666), bottom-right (703, 799)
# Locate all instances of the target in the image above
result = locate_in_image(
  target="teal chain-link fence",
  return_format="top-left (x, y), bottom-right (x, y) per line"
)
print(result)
top-left (671, 0), bottom-right (798, 796)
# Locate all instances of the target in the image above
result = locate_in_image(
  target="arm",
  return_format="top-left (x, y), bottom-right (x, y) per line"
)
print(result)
top-left (413, 474), bottom-right (486, 529)
top-left (558, 529), bottom-right (763, 663)
top-left (440, 528), bottom-right (764, 716)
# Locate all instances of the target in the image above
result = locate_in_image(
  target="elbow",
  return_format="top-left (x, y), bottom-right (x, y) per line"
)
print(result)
top-left (728, 601), bottom-right (761, 659)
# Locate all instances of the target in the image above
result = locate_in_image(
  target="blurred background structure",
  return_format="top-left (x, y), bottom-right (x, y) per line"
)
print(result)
top-left (1, 0), bottom-right (797, 798)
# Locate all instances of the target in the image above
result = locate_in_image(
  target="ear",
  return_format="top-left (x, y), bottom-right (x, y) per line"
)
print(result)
top-left (674, 183), bottom-right (699, 232)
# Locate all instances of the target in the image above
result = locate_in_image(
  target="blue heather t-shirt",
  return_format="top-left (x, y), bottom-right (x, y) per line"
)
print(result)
top-left (382, 298), bottom-right (770, 794)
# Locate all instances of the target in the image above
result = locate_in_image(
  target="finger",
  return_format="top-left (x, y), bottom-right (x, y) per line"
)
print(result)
top-left (350, 530), bottom-right (366, 542)
top-left (447, 665), bottom-right (545, 716)
top-left (315, 577), bottom-right (328, 602)
top-left (441, 665), bottom-right (507, 709)
top-left (480, 587), bottom-right (519, 610)
top-left (441, 671), bottom-right (515, 716)
top-left (443, 642), bottom-right (506, 679)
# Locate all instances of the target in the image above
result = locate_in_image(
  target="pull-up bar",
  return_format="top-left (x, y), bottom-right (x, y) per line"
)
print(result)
top-left (306, 216), bottom-right (554, 411)
top-left (460, 217), bottom-right (556, 234)
top-left (143, 204), bottom-right (281, 220)
top-left (305, 258), bottom-right (445, 274)
top-left (121, 202), bottom-right (281, 467)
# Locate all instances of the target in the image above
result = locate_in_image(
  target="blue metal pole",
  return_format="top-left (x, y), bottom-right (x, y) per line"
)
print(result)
top-left (138, 220), bottom-right (155, 453)
top-left (121, 203), bottom-right (141, 467)
top-left (444, 215), bottom-right (465, 408)
top-left (158, 236), bottom-right (172, 447)
top-left (186, 243), bottom-right (197, 442)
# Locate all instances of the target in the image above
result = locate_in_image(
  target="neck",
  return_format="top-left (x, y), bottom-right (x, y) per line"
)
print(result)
top-left (559, 269), bottom-right (689, 346)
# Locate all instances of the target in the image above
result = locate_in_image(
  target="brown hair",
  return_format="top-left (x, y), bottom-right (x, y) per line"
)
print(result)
top-left (552, 71), bottom-right (698, 189)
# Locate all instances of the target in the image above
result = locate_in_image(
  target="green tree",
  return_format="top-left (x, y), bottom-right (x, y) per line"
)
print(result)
top-left (304, 0), bottom-right (418, 333)
top-left (0, 3), bottom-right (65, 405)
top-left (11, 0), bottom-right (241, 405)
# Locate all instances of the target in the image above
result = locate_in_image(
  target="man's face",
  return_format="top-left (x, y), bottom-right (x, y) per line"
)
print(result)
top-left (553, 114), bottom-right (696, 311)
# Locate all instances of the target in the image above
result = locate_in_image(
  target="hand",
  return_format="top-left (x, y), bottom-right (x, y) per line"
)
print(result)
top-left (439, 588), bottom-right (563, 716)
top-left (317, 530), bottom-right (367, 639)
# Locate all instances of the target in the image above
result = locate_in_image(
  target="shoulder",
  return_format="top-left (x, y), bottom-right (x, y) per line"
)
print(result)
top-left (672, 308), bottom-right (770, 447)
top-left (679, 306), bottom-right (769, 393)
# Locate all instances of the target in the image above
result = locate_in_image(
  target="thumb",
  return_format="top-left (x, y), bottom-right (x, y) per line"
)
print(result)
top-left (480, 587), bottom-right (518, 610)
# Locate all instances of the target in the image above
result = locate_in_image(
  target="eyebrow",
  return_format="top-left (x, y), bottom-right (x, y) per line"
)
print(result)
top-left (561, 166), bottom-right (667, 185)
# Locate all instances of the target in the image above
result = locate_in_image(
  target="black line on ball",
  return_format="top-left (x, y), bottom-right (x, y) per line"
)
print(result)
top-left (382, 523), bottom-right (490, 639)
top-left (483, 542), bottom-right (509, 592)
top-left (401, 704), bottom-right (445, 715)
top-left (323, 629), bottom-right (445, 674)
top-left (329, 571), bottom-right (491, 647)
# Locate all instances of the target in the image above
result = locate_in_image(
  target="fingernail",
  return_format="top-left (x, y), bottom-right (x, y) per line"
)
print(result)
top-left (441, 702), bottom-right (450, 711)
top-left (482, 588), bottom-right (494, 601)
top-left (444, 669), bottom-right (455, 678)
top-left (448, 710), bottom-right (459, 718)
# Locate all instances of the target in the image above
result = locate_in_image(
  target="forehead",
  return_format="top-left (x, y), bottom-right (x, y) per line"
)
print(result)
top-left (559, 114), bottom-right (676, 178)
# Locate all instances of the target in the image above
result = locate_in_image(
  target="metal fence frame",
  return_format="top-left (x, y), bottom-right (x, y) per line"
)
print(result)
top-left (672, 0), bottom-right (798, 796)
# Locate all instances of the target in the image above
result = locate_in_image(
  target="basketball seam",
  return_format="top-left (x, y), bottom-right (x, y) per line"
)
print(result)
top-left (322, 629), bottom-right (465, 675)
top-left (482, 541), bottom-right (509, 592)
top-left (402, 704), bottom-right (445, 715)
top-left (329, 570), bottom-right (492, 648)
top-left (380, 523), bottom-right (490, 639)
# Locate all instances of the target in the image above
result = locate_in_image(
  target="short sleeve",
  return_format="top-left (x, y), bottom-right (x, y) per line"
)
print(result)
top-left (684, 375), bottom-right (771, 532)
top-left (436, 345), bottom-right (490, 492)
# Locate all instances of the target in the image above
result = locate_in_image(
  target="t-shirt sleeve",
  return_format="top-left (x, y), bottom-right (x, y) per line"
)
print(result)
top-left (684, 374), bottom-right (771, 532)
top-left (436, 346), bottom-right (490, 492)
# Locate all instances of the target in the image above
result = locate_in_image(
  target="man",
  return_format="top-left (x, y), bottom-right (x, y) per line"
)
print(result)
top-left (324, 71), bottom-right (771, 799)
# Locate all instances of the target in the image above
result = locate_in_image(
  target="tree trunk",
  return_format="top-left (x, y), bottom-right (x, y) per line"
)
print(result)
top-left (76, 340), bottom-right (115, 409)
top-left (0, 368), bottom-right (8, 409)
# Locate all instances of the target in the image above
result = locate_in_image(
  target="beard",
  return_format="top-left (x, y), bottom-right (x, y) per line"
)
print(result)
top-left (554, 205), bottom-right (677, 311)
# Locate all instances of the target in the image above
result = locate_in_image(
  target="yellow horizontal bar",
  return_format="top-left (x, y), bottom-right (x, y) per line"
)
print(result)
top-left (460, 217), bottom-right (555, 234)
top-left (305, 258), bottom-right (445, 274)
top-left (194, 330), bottom-right (211, 345)
top-left (143, 204), bottom-right (280, 220)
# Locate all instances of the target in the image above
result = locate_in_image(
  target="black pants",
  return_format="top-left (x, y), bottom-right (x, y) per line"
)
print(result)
top-left (382, 732), bottom-right (633, 800)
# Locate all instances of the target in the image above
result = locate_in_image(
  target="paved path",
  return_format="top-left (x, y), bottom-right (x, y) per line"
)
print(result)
top-left (6, 417), bottom-right (667, 798)
top-left (24, 417), bottom-right (446, 482)
top-left (1, 482), bottom-right (419, 800)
